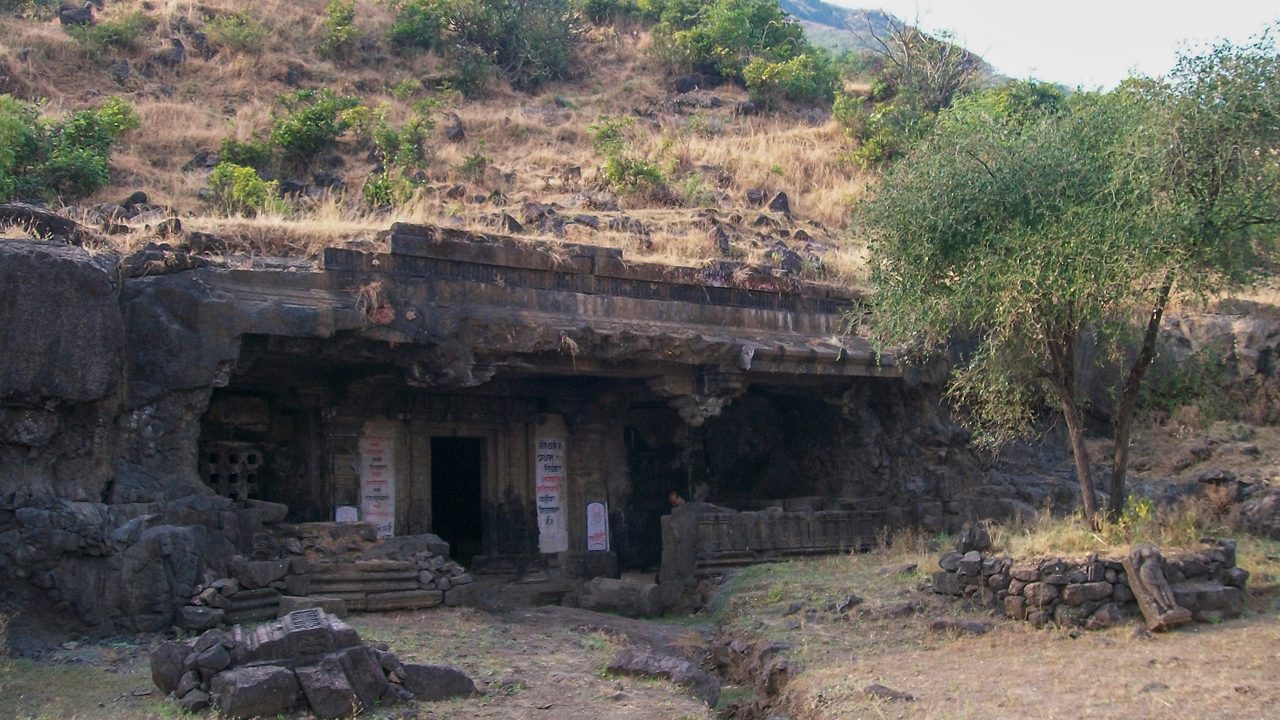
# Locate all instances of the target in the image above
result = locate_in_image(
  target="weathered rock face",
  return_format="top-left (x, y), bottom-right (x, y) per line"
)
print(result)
top-left (0, 240), bottom-right (122, 403)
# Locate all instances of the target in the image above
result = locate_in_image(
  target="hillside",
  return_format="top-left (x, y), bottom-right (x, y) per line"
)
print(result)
top-left (779, 0), bottom-right (896, 53)
top-left (0, 0), bottom-right (875, 285)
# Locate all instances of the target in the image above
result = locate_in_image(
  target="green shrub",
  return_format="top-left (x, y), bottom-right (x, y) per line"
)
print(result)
top-left (208, 161), bottom-right (281, 215)
top-left (447, 0), bottom-right (581, 92)
top-left (320, 0), bottom-right (359, 57)
top-left (0, 94), bottom-right (139, 201)
top-left (446, 42), bottom-right (495, 97)
top-left (458, 140), bottom-right (489, 181)
top-left (388, 0), bottom-right (445, 54)
top-left (68, 10), bottom-right (155, 51)
top-left (205, 10), bottom-right (270, 54)
top-left (270, 89), bottom-right (363, 160)
top-left (654, 0), bottom-right (806, 78)
top-left (589, 115), bottom-right (667, 197)
top-left (743, 50), bottom-right (838, 107)
top-left (362, 170), bottom-right (416, 207)
top-left (217, 137), bottom-right (273, 170)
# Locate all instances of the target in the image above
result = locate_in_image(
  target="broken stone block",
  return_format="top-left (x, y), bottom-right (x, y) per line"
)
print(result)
top-left (401, 663), bottom-right (478, 701)
top-left (1004, 595), bottom-right (1027, 621)
top-left (335, 645), bottom-right (389, 711)
top-left (195, 643), bottom-right (231, 678)
top-left (211, 665), bottom-right (300, 719)
top-left (180, 605), bottom-right (224, 631)
top-left (1062, 581), bottom-right (1113, 606)
top-left (1086, 602), bottom-right (1122, 630)
top-left (957, 551), bottom-right (982, 575)
top-left (1022, 582), bottom-right (1059, 608)
top-left (296, 656), bottom-right (361, 720)
top-left (931, 571), bottom-right (962, 596)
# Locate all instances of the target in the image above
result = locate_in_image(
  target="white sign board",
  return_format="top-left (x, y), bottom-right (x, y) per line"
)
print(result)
top-left (586, 501), bottom-right (609, 552)
top-left (535, 436), bottom-right (568, 554)
top-left (334, 505), bottom-right (359, 523)
top-left (359, 432), bottom-right (396, 538)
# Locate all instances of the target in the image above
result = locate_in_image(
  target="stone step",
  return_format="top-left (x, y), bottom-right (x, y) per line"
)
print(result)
top-left (363, 590), bottom-right (443, 611)
top-left (312, 561), bottom-right (417, 575)
top-left (306, 570), bottom-right (420, 583)
top-left (309, 579), bottom-right (421, 594)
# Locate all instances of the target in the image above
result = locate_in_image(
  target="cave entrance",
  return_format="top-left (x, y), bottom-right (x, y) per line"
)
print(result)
top-left (431, 437), bottom-right (485, 565)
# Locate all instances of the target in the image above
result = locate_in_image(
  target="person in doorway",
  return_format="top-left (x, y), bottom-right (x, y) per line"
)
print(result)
top-left (668, 490), bottom-right (686, 509)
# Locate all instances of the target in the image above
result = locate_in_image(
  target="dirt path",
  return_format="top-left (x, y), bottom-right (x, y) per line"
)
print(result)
top-left (0, 605), bottom-right (715, 720)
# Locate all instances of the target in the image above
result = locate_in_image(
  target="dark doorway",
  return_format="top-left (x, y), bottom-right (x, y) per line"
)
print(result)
top-left (431, 437), bottom-right (485, 564)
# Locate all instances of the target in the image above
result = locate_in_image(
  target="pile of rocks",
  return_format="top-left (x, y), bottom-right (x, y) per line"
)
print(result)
top-left (151, 608), bottom-right (476, 718)
top-left (178, 532), bottom-right (478, 630)
top-left (932, 532), bottom-right (1247, 631)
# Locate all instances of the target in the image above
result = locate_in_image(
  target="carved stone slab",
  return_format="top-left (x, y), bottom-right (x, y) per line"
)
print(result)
top-left (1123, 545), bottom-right (1193, 632)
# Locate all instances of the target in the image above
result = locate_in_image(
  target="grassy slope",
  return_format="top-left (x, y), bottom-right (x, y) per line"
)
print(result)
top-left (0, 2), bottom-right (874, 284)
top-left (712, 530), bottom-right (1280, 719)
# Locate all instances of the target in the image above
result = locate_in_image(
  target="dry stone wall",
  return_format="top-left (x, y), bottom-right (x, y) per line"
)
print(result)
top-left (931, 538), bottom-right (1248, 630)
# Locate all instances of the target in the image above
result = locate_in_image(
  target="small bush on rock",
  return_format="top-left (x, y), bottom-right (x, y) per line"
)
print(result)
top-left (209, 161), bottom-right (282, 215)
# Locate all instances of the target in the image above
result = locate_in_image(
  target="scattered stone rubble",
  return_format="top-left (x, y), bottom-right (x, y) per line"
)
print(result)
top-left (151, 608), bottom-right (477, 718)
top-left (931, 529), bottom-right (1247, 631)
top-left (177, 526), bottom-right (477, 631)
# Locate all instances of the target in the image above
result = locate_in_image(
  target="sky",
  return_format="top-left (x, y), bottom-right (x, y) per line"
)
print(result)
top-left (832, 1), bottom-right (1279, 89)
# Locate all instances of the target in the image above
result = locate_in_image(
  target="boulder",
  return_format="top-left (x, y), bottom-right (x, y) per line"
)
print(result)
top-left (211, 665), bottom-right (300, 719)
top-left (401, 663), bottom-right (477, 701)
top-left (150, 640), bottom-right (191, 694)
top-left (767, 191), bottom-right (791, 215)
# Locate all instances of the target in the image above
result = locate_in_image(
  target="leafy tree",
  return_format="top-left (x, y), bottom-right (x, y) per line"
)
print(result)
top-left (447, 0), bottom-right (581, 92)
top-left (862, 33), bottom-right (1280, 524)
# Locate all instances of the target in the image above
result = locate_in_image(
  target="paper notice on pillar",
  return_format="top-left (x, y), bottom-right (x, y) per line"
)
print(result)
top-left (586, 501), bottom-right (609, 552)
top-left (359, 433), bottom-right (396, 538)
top-left (535, 436), bottom-right (568, 554)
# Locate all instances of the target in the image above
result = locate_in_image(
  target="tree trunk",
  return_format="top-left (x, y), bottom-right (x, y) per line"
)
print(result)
top-left (1046, 330), bottom-right (1098, 526)
top-left (1059, 389), bottom-right (1099, 525)
top-left (1109, 271), bottom-right (1176, 520)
